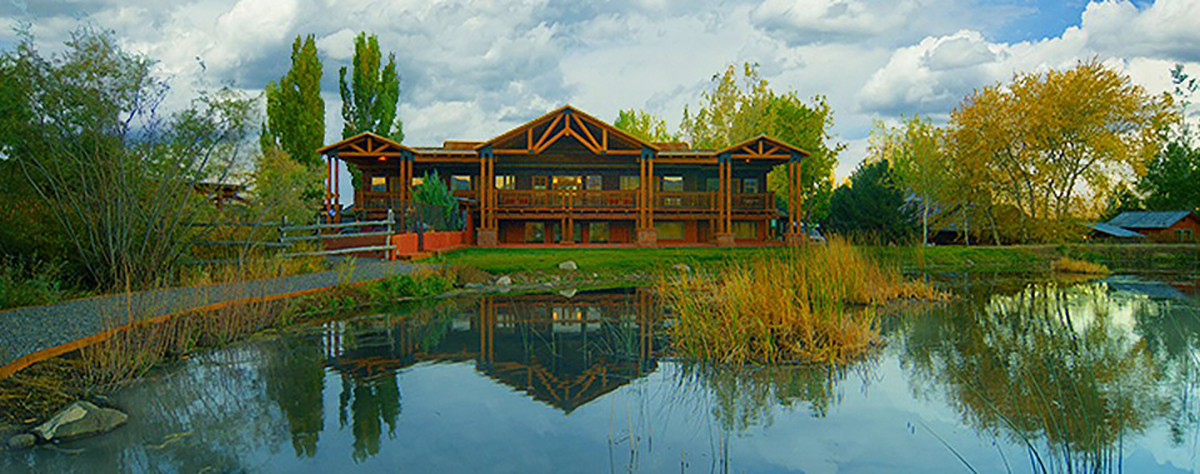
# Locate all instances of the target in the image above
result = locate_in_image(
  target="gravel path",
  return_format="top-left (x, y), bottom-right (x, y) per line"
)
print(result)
top-left (0, 260), bottom-right (419, 370)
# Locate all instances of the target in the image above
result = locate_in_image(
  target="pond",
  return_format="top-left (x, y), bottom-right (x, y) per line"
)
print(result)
top-left (4, 275), bottom-right (1200, 473)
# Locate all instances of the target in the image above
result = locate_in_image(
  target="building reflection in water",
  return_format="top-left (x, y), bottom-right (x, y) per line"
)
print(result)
top-left (317, 288), bottom-right (660, 460)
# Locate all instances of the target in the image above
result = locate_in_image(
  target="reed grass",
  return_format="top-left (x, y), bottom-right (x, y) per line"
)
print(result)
top-left (1050, 257), bottom-right (1110, 275)
top-left (657, 238), bottom-right (946, 365)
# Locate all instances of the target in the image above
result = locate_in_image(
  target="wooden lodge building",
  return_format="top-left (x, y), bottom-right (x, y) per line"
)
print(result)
top-left (318, 105), bottom-right (811, 247)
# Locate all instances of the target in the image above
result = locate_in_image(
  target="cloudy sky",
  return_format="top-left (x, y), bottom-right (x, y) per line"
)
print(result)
top-left (3, 0), bottom-right (1197, 182)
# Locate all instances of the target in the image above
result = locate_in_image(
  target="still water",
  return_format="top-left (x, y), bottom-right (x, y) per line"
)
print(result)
top-left (4, 275), bottom-right (1200, 473)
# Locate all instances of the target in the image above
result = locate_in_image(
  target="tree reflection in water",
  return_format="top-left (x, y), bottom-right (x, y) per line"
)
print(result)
top-left (900, 279), bottom-right (1199, 472)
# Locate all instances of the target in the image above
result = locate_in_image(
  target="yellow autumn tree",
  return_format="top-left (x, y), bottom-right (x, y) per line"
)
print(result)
top-left (949, 60), bottom-right (1175, 242)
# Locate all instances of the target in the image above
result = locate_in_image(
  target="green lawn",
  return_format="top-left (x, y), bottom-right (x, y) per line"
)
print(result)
top-left (431, 244), bottom-right (1198, 278)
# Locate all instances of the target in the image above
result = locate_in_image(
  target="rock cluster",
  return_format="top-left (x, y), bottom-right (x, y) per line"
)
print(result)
top-left (5, 401), bottom-right (128, 450)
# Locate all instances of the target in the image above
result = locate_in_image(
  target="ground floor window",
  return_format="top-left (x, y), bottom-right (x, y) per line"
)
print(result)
top-left (620, 175), bottom-right (640, 190)
top-left (451, 175), bottom-right (472, 191)
top-left (525, 222), bottom-right (545, 243)
top-left (655, 221), bottom-right (685, 240)
top-left (732, 221), bottom-right (758, 240)
top-left (1178, 229), bottom-right (1195, 242)
top-left (370, 176), bottom-right (387, 192)
top-left (589, 222), bottom-right (609, 243)
top-left (495, 175), bottom-right (515, 190)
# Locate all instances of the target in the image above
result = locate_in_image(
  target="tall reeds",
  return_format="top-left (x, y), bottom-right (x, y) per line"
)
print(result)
top-left (658, 239), bottom-right (945, 365)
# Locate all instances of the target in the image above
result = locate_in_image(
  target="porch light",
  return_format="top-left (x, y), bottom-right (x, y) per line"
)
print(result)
top-left (378, 156), bottom-right (387, 161)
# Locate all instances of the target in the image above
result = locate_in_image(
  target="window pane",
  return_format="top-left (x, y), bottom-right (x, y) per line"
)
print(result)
top-left (589, 222), bottom-right (609, 243)
top-left (620, 176), bottom-right (640, 190)
top-left (743, 178), bottom-right (759, 194)
top-left (553, 176), bottom-right (581, 190)
top-left (451, 175), bottom-right (472, 191)
top-left (494, 175), bottom-right (515, 190)
top-left (370, 176), bottom-right (387, 192)
top-left (655, 221), bottom-right (685, 240)
top-left (706, 178), bottom-right (720, 192)
top-left (732, 221), bottom-right (757, 239)
top-left (533, 176), bottom-right (548, 190)
top-left (525, 222), bottom-right (545, 243)
top-left (586, 175), bottom-right (603, 191)
top-left (662, 176), bottom-right (684, 193)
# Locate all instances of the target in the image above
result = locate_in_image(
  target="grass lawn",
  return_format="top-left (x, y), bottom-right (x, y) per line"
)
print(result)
top-left (431, 243), bottom-right (1198, 278)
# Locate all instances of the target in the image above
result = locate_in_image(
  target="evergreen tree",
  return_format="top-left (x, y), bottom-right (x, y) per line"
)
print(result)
top-left (825, 160), bottom-right (915, 244)
top-left (262, 35), bottom-right (324, 169)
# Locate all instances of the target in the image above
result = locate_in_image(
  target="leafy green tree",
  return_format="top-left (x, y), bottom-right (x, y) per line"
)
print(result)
top-left (1138, 141), bottom-right (1199, 211)
top-left (613, 109), bottom-right (677, 142)
top-left (825, 159), bottom-right (915, 243)
top-left (876, 116), bottom-right (949, 245)
top-left (2, 26), bottom-right (255, 289)
top-left (680, 63), bottom-right (843, 222)
top-left (339, 33), bottom-right (403, 141)
top-left (948, 60), bottom-right (1175, 243)
top-left (262, 35), bottom-right (324, 169)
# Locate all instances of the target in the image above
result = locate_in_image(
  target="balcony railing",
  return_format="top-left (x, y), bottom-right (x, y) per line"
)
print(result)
top-left (357, 190), bottom-right (776, 214)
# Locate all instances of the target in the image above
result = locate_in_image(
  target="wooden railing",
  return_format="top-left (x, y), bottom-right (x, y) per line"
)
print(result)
top-left (358, 190), bottom-right (776, 213)
top-left (358, 191), bottom-right (405, 212)
top-left (732, 193), bottom-right (775, 212)
top-left (496, 190), bottom-right (636, 210)
top-left (655, 192), bottom-right (716, 211)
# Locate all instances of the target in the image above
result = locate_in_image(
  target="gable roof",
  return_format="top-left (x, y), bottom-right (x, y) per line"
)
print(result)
top-left (317, 132), bottom-right (414, 156)
top-left (1106, 211), bottom-right (1194, 229)
top-left (715, 135), bottom-right (811, 161)
top-left (476, 104), bottom-right (658, 153)
top-left (1087, 222), bottom-right (1146, 238)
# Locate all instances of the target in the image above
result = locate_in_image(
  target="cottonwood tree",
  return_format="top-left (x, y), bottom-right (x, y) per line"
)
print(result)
top-left (680, 63), bottom-right (843, 223)
top-left (613, 109), bottom-right (677, 142)
top-left (949, 60), bottom-right (1175, 242)
top-left (877, 116), bottom-right (950, 245)
top-left (262, 34), bottom-right (325, 169)
top-left (339, 33), bottom-right (403, 141)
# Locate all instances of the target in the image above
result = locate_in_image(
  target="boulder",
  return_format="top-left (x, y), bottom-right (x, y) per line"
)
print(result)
top-left (558, 260), bottom-right (578, 271)
top-left (495, 276), bottom-right (512, 286)
top-left (672, 264), bottom-right (692, 272)
top-left (32, 401), bottom-right (127, 442)
top-left (7, 433), bottom-right (35, 450)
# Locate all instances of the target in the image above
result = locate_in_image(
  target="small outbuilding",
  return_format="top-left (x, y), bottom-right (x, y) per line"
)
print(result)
top-left (1086, 222), bottom-right (1145, 241)
top-left (1104, 211), bottom-right (1199, 243)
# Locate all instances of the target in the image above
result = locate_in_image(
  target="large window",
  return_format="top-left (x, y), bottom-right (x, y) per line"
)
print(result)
top-left (553, 176), bottom-right (581, 190)
top-left (732, 221), bottom-right (758, 240)
top-left (586, 175), bottom-right (603, 191)
top-left (1178, 229), bottom-right (1195, 242)
top-left (662, 176), bottom-right (684, 192)
top-left (370, 176), bottom-right (387, 192)
top-left (525, 222), bottom-right (545, 243)
top-left (450, 175), bottom-right (472, 191)
top-left (620, 176), bottom-right (640, 191)
top-left (533, 176), bottom-right (549, 190)
top-left (494, 175), bottom-right (515, 190)
top-left (589, 222), bottom-right (609, 243)
top-left (655, 221), bottom-right (685, 240)
top-left (706, 178), bottom-right (720, 192)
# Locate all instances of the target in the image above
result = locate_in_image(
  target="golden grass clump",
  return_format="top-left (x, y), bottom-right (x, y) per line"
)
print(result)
top-left (657, 239), bottom-right (946, 365)
top-left (1051, 257), bottom-right (1110, 275)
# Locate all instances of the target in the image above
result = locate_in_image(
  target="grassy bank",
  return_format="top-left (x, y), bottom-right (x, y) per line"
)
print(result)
top-left (0, 269), bottom-right (454, 425)
top-left (435, 243), bottom-right (1198, 280)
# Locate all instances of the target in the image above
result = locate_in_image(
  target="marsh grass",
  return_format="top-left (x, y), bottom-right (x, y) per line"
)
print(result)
top-left (658, 239), bottom-right (946, 365)
top-left (1051, 257), bottom-right (1110, 275)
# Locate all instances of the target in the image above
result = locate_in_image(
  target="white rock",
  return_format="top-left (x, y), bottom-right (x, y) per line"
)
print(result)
top-left (32, 401), bottom-right (127, 442)
top-left (558, 260), bottom-right (578, 271)
top-left (495, 276), bottom-right (512, 286)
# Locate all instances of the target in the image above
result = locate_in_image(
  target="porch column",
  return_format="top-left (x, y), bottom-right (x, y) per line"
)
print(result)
top-left (636, 146), bottom-right (657, 247)
top-left (786, 152), bottom-right (805, 246)
top-left (715, 152), bottom-right (734, 247)
top-left (476, 146), bottom-right (498, 246)
top-left (325, 155), bottom-right (332, 220)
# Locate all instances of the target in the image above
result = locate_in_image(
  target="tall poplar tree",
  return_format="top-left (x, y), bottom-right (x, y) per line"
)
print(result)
top-left (339, 33), bottom-right (403, 141)
top-left (262, 34), bottom-right (324, 169)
